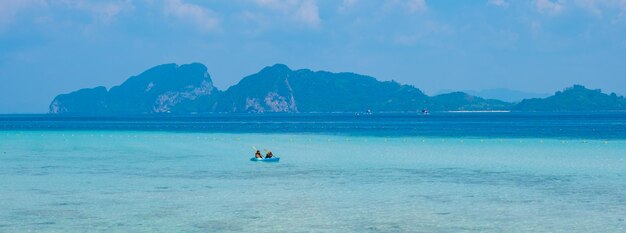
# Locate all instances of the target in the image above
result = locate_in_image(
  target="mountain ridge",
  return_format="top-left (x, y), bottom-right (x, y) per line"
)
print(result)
top-left (49, 63), bottom-right (626, 114)
top-left (514, 85), bottom-right (626, 111)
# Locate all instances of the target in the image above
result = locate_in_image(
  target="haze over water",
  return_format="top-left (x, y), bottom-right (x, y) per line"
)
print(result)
top-left (3, 0), bottom-right (626, 231)
top-left (1, 113), bottom-right (625, 232)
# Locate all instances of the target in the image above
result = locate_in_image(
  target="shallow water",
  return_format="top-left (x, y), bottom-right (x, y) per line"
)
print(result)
top-left (1, 131), bottom-right (625, 232)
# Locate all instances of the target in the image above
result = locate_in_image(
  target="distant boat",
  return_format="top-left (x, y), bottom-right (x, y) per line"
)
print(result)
top-left (355, 109), bottom-right (372, 116)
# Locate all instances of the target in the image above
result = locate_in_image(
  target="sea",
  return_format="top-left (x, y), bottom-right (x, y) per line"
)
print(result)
top-left (1, 112), bottom-right (625, 232)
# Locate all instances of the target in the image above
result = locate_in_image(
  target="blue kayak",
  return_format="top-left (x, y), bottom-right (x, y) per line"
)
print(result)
top-left (250, 157), bottom-right (280, 162)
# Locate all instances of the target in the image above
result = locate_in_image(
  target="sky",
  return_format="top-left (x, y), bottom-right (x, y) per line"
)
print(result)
top-left (1, 0), bottom-right (626, 113)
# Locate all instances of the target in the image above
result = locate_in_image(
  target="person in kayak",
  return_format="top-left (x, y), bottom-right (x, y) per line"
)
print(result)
top-left (254, 150), bottom-right (263, 159)
top-left (265, 151), bottom-right (274, 159)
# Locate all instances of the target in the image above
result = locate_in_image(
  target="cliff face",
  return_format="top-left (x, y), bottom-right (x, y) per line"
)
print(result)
top-left (215, 64), bottom-right (298, 113)
top-left (49, 63), bottom-right (220, 114)
top-left (49, 86), bottom-right (108, 114)
top-left (215, 64), bottom-right (431, 113)
top-left (47, 63), bottom-right (517, 114)
top-left (51, 63), bottom-right (625, 114)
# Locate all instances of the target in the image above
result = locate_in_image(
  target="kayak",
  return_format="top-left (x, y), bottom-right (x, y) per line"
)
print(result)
top-left (250, 157), bottom-right (280, 162)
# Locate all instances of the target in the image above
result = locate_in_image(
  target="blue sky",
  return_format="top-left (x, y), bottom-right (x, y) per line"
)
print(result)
top-left (1, 0), bottom-right (626, 113)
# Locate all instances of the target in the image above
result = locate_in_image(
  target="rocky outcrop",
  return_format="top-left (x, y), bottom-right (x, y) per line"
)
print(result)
top-left (214, 64), bottom-right (433, 113)
top-left (214, 64), bottom-right (300, 113)
top-left (153, 80), bottom-right (214, 113)
top-left (54, 63), bottom-right (623, 114)
top-left (49, 63), bottom-right (220, 114)
top-left (49, 86), bottom-right (108, 114)
top-left (513, 85), bottom-right (626, 111)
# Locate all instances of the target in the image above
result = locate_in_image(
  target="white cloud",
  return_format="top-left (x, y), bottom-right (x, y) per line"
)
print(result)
top-left (381, 0), bottom-right (428, 14)
top-left (576, 0), bottom-right (626, 17)
top-left (253, 0), bottom-right (281, 7)
top-left (342, 0), bottom-right (358, 7)
top-left (407, 0), bottom-right (427, 13)
top-left (530, 20), bottom-right (543, 37)
top-left (393, 20), bottom-right (454, 46)
top-left (535, 0), bottom-right (565, 15)
top-left (252, 0), bottom-right (321, 28)
top-left (164, 0), bottom-right (220, 32)
top-left (488, 0), bottom-right (508, 7)
top-left (60, 0), bottom-right (134, 24)
top-left (295, 0), bottom-right (320, 27)
top-left (338, 0), bottom-right (358, 12)
top-left (577, 0), bottom-right (604, 15)
top-left (0, 0), bottom-right (46, 29)
top-left (0, 0), bottom-right (134, 31)
top-left (253, 0), bottom-right (298, 12)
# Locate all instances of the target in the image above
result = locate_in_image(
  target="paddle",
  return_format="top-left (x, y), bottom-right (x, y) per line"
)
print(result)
top-left (263, 149), bottom-right (275, 159)
top-left (252, 146), bottom-right (262, 159)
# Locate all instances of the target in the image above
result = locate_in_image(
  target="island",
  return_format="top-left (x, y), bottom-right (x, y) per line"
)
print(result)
top-left (49, 63), bottom-right (626, 114)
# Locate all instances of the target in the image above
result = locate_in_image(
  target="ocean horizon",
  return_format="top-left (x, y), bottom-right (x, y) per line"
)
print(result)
top-left (5, 1), bottom-right (626, 232)
top-left (1, 113), bottom-right (625, 232)
top-left (2, 112), bottom-right (626, 139)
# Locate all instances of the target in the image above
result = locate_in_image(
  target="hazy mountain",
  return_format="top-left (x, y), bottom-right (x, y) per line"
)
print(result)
top-left (50, 63), bottom-right (220, 114)
top-left (215, 64), bottom-right (431, 113)
top-left (429, 92), bottom-right (513, 111)
top-left (53, 63), bottom-right (503, 114)
top-left (49, 86), bottom-right (109, 114)
top-left (50, 63), bottom-right (625, 114)
top-left (463, 88), bottom-right (550, 103)
top-left (514, 85), bottom-right (626, 111)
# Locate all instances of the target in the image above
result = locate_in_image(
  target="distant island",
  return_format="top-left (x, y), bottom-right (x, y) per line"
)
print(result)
top-left (463, 89), bottom-right (550, 103)
top-left (49, 63), bottom-right (626, 114)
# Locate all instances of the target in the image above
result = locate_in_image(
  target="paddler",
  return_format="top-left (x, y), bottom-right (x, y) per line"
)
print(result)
top-left (254, 150), bottom-right (263, 159)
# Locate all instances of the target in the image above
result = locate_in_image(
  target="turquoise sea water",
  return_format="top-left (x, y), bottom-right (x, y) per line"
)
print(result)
top-left (1, 114), bottom-right (626, 232)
